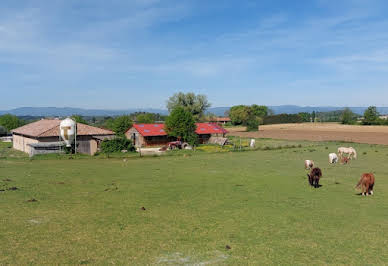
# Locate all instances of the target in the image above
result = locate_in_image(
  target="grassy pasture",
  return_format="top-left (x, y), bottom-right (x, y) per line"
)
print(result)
top-left (1, 140), bottom-right (388, 264)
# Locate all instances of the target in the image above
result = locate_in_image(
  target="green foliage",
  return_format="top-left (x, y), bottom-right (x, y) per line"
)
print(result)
top-left (229, 105), bottom-right (251, 125)
top-left (100, 137), bottom-right (135, 153)
top-left (341, 108), bottom-right (357, 125)
top-left (229, 105), bottom-right (268, 131)
top-left (136, 113), bottom-right (155, 124)
top-left (246, 116), bottom-right (260, 131)
top-left (167, 92), bottom-right (211, 121)
top-left (363, 106), bottom-right (379, 125)
top-left (0, 114), bottom-right (25, 132)
top-left (105, 115), bottom-right (132, 136)
top-left (165, 107), bottom-right (198, 145)
top-left (263, 114), bottom-right (303, 125)
top-left (298, 112), bottom-right (311, 122)
top-left (0, 126), bottom-right (7, 136)
top-left (250, 105), bottom-right (268, 117)
top-left (71, 115), bottom-right (88, 125)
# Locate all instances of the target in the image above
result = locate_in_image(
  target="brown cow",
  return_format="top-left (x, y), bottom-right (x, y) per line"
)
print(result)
top-left (355, 173), bottom-right (375, 196)
top-left (307, 167), bottom-right (322, 188)
top-left (341, 157), bottom-right (350, 165)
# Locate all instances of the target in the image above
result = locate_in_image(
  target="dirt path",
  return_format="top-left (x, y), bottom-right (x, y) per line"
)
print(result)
top-left (227, 123), bottom-right (388, 145)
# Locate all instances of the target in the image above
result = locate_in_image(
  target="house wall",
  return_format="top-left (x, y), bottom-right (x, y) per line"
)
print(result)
top-left (12, 134), bottom-right (38, 154)
top-left (143, 135), bottom-right (175, 146)
top-left (90, 139), bottom-right (98, 155)
top-left (13, 134), bottom-right (101, 155)
top-left (126, 128), bottom-right (146, 147)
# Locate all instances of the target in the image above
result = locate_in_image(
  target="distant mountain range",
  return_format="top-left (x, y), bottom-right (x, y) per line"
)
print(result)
top-left (0, 106), bottom-right (387, 117)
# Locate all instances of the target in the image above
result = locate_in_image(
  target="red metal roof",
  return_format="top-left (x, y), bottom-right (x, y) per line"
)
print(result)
top-left (131, 123), bottom-right (228, 137)
top-left (195, 123), bottom-right (228, 135)
top-left (133, 124), bottom-right (167, 136)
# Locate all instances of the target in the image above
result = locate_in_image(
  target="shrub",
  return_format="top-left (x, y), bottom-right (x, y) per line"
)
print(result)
top-left (246, 117), bottom-right (259, 131)
top-left (263, 114), bottom-right (303, 125)
top-left (100, 137), bottom-right (135, 153)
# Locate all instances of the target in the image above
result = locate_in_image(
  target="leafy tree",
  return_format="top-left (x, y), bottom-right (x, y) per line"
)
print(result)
top-left (363, 106), bottom-right (379, 124)
top-left (312, 111), bottom-right (316, 122)
top-left (0, 126), bottom-right (7, 136)
top-left (100, 137), bottom-right (135, 153)
top-left (246, 115), bottom-right (260, 131)
top-left (105, 115), bottom-right (133, 136)
top-left (136, 113), bottom-right (155, 124)
top-left (250, 105), bottom-right (268, 117)
top-left (229, 105), bottom-right (251, 125)
top-left (165, 107), bottom-right (198, 145)
top-left (71, 115), bottom-right (88, 124)
top-left (0, 114), bottom-right (24, 131)
top-left (167, 92), bottom-right (211, 121)
top-left (341, 108), bottom-right (357, 125)
top-left (298, 112), bottom-right (311, 122)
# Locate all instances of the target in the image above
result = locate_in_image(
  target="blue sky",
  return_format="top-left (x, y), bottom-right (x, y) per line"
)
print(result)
top-left (1, 0), bottom-right (388, 109)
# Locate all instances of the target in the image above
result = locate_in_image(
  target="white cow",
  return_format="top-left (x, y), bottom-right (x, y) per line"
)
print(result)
top-left (338, 147), bottom-right (357, 160)
top-left (304, 160), bottom-right (315, 170)
top-left (329, 153), bottom-right (338, 164)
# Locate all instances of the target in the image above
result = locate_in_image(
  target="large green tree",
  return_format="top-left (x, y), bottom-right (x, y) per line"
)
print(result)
top-left (250, 105), bottom-right (268, 117)
top-left (229, 105), bottom-right (251, 125)
top-left (0, 114), bottom-right (24, 132)
top-left (363, 106), bottom-right (379, 124)
top-left (165, 107), bottom-right (198, 145)
top-left (136, 113), bottom-right (155, 124)
top-left (71, 115), bottom-right (88, 125)
top-left (341, 108), bottom-right (357, 125)
top-left (229, 104), bottom-right (269, 131)
top-left (167, 92), bottom-right (211, 121)
top-left (105, 115), bottom-right (133, 136)
top-left (0, 126), bottom-right (7, 136)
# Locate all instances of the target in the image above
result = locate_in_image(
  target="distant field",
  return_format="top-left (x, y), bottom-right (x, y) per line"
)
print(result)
top-left (1, 140), bottom-right (388, 264)
top-left (227, 123), bottom-right (388, 145)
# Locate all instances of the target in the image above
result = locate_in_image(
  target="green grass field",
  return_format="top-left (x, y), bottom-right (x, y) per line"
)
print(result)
top-left (1, 140), bottom-right (388, 264)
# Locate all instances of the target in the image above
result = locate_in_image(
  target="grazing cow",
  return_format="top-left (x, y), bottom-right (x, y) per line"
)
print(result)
top-left (304, 160), bottom-right (314, 170)
top-left (341, 156), bottom-right (350, 164)
top-left (329, 153), bottom-right (338, 164)
top-left (307, 167), bottom-right (322, 188)
top-left (338, 147), bottom-right (357, 160)
top-left (355, 173), bottom-right (375, 196)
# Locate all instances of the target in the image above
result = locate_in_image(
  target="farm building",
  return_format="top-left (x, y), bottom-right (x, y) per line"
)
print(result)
top-left (126, 123), bottom-right (228, 147)
top-left (207, 117), bottom-right (231, 125)
top-left (12, 119), bottom-right (115, 156)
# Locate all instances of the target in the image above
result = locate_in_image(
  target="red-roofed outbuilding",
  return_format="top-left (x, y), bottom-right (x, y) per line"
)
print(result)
top-left (125, 123), bottom-right (227, 147)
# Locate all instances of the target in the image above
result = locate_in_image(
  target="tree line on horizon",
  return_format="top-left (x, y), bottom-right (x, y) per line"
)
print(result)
top-left (1, 91), bottom-right (387, 141)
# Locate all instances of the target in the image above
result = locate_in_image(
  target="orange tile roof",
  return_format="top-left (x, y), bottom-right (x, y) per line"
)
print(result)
top-left (12, 119), bottom-right (114, 137)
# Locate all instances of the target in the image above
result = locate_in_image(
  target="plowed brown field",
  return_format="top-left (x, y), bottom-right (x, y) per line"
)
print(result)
top-left (227, 123), bottom-right (388, 145)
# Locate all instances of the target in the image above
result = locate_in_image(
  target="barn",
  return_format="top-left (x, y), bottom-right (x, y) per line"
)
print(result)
top-left (125, 123), bottom-right (228, 147)
top-left (12, 119), bottom-right (115, 156)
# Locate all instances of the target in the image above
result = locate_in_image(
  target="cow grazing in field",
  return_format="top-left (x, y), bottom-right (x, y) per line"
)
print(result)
top-left (329, 153), bottom-right (338, 164)
top-left (338, 147), bottom-right (357, 160)
top-left (355, 173), bottom-right (375, 196)
top-left (304, 160), bottom-right (314, 170)
top-left (341, 156), bottom-right (350, 164)
top-left (307, 167), bottom-right (322, 188)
